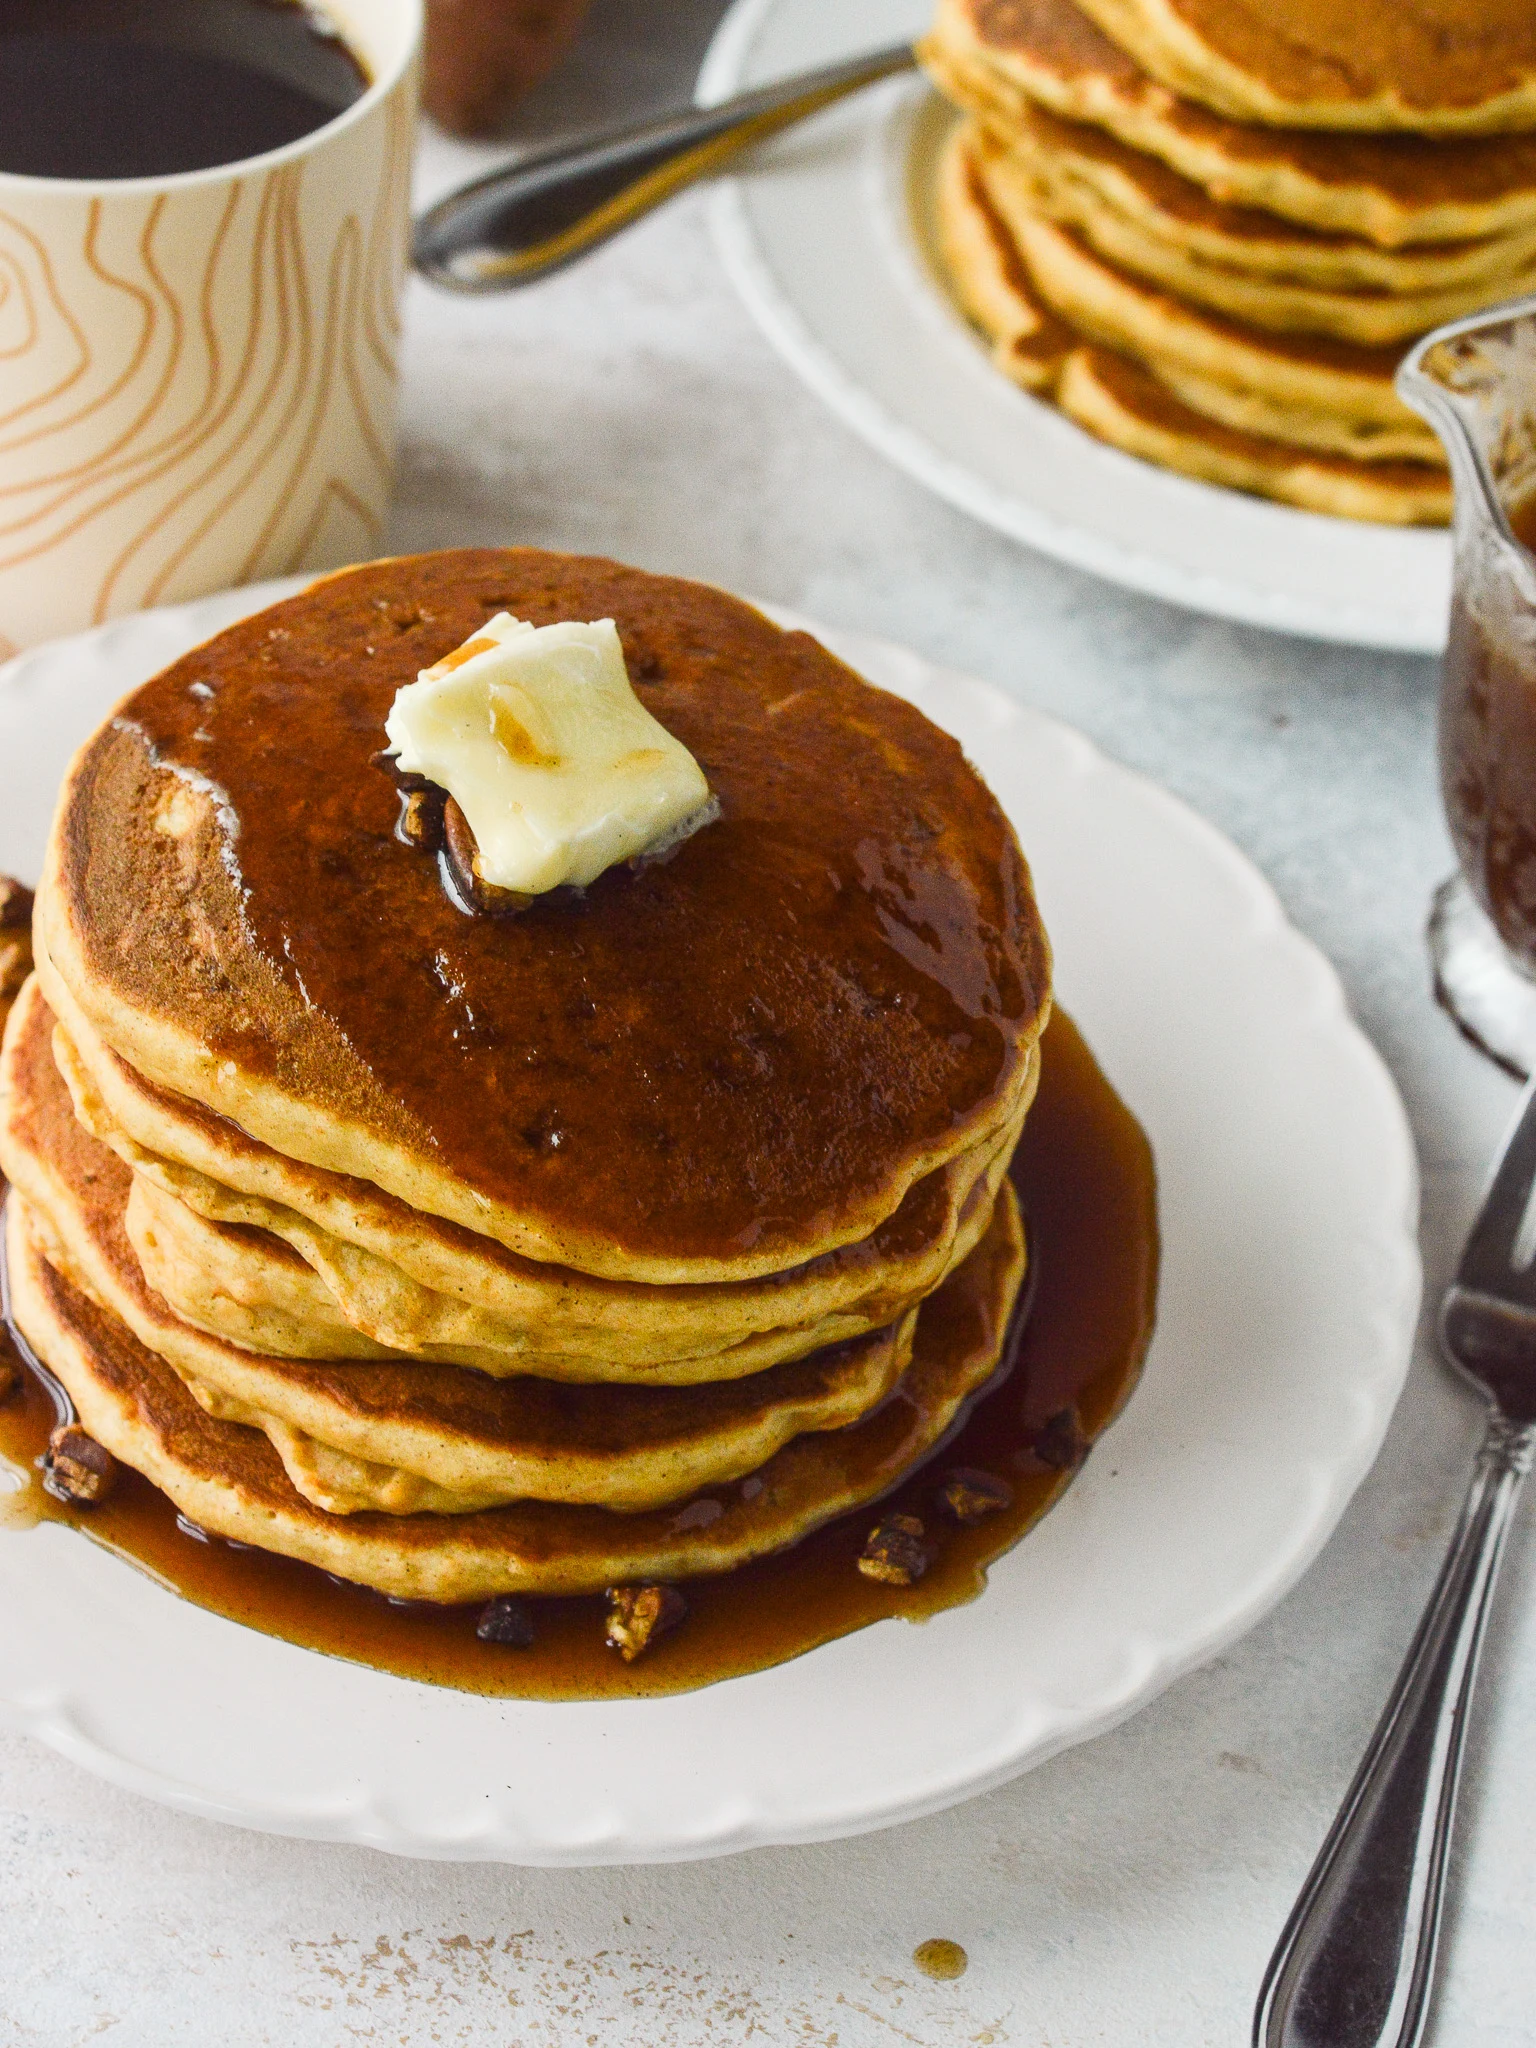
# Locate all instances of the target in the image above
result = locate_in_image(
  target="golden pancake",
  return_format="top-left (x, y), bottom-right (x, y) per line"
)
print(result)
top-left (1134, 359), bottom-right (1440, 464)
top-left (981, 102), bottom-right (1536, 299)
top-left (121, 1132), bottom-right (1010, 1378)
top-left (980, 139), bottom-right (1536, 344)
top-left (938, 125), bottom-right (1451, 486)
top-left (1069, 0), bottom-right (1536, 134)
top-left (0, 983), bottom-right (934, 1515)
top-left (39, 550), bottom-right (1048, 1287)
top-left (3, 1181), bottom-right (1026, 1601)
top-left (48, 968), bottom-right (1029, 1381)
top-left (1057, 346), bottom-right (1452, 520)
top-left (0, 1005), bottom-right (1159, 1702)
top-left (128, 1173), bottom-right (403, 1363)
top-left (937, 108), bottom-right (1081, 389)
top-left (0, 983), bottom-right (946, 1515)
top-left (922, 0), bottom-right (1536, 245)
top-left (1002, 201), bottom-right (1426, 430)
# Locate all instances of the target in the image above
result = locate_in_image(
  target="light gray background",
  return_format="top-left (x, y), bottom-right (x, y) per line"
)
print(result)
top-left (4, 5), bottom-right (1534, 2042)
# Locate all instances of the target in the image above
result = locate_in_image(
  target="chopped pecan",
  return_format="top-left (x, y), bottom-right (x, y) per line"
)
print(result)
top-left (605, 1582), bottom-right (687, 1662)
top-left (375, 754), bottom-right (455, 864)
top-left (379, 760), bottom-right (593, 920)
top-left (0, 874), bottom-right (34, 1008)
top-left (44, 1424), bottom-right (115, 1505)
top-left (1030, 1406), bottom-right (1089, 1471)
top-left (0, 938), bottom-right (31, 1006)
top-left (935, 1467), bottom-right (1013, 1527)
top-left (442, 797), bottom-right (534, 917)
top-left (476, 1594), bottom-right (536, 1647)
top-left (0, 1340), bottom-right (18, 1403)
top-left (371, 746), bottom-right (432, 793)
top-left (0, 876), bottom-right (32, 930)
top-left (857, 1512), bottom-right (930, 1586)
top-left (397, 787), bottom-right (446, 852)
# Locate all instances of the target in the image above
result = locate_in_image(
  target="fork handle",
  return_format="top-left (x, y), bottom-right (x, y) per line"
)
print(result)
top-left (1253, 1412), bottom-right (1534, 2048)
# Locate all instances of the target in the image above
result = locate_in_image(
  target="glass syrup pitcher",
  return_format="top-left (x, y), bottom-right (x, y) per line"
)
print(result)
top-left (1399, 296), bottom-right (1536, 1075)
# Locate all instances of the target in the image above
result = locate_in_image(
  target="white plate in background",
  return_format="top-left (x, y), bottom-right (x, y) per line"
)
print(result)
top-left (0, 583), bottom-right (1419, 1862)
top-left (702, 0), bottom-right (1452, 653)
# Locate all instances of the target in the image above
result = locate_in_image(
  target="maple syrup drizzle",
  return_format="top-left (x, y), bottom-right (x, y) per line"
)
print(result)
top-left (73, 551), bottom-right (1049, 1274)
top-left (0, 1013), bottom-right (1157, 1700)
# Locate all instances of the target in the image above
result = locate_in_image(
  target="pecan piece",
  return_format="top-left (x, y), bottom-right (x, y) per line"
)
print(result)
top-left (375, 754), bottom-right (453, 860)
top-left (442, 797), bottom-right (534, 917)
top-left (44, 1424), bottom-right (115, 1505)
top-left (1029, 1407), bottom-right (1089, 1471)
top-left (397, 787), bottom-right (446, 852)
top-left (371, 746), bottom-right (432, 793)
top-left (605, 1582), bottom-right (687, 1662)
top-left (0, 874), bottom-right (34, 1009)
top-left (857, 1512), bottom-right (930, 1586)
top-left (935, 1467), bottom-right (1013, 1527)
top-left (0, 876), bottom-right (32, 930)
top-left (476, 1594), bottom-right (536, 1647)
top-left (0, 1340), bottom-right (18, 1403)
top-left (0, 940), bottom-right (29, 1008)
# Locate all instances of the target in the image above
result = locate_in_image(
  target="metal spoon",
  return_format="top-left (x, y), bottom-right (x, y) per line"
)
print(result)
top-left (413, 42), bottom-right (917, 292)
top-left (1253, 1076), bottom-right (1536, 2048)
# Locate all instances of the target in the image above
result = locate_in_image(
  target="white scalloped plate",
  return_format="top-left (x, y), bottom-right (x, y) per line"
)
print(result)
top-left (701, 0), bottom-right (1453, 652)
top-left (0, 580), bottom-right (1419, 1863)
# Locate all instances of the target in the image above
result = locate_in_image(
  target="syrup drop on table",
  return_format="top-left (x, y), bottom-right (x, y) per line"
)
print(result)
top-left (0, 1012), bottom-right (1158, 1700)
top-left (913, 1939), bottom-right (969, 1981)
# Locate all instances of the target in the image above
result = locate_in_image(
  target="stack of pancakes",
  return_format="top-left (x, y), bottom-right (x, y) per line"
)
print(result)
top-left (923, 0), bottom-right (1536, 521)
top-left (0, 550), bottom-right (1049, 1608)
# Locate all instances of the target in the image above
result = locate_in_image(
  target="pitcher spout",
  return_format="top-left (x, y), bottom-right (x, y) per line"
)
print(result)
top-left (1398, 296), bottom-right (1536, 551)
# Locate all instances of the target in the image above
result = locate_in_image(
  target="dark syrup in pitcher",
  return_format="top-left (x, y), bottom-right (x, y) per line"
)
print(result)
top-left (0, 0), bottom-right (368, 181)
top-left (1440, 493), bottom-right (1536, 967)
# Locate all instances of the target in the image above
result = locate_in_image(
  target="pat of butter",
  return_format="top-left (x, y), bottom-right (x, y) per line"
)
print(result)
top-left (384, 613), bottom-right (715, 895)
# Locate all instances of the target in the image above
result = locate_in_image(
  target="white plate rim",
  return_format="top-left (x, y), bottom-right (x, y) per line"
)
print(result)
top-left (0, 579), bottom-right (1422, 1864)
top-left (699, 0), bottom-right (1453, 655)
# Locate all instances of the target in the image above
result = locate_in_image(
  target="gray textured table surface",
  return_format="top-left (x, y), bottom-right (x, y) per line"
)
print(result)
top-left (4, 7), bottom-right (1535, 2044)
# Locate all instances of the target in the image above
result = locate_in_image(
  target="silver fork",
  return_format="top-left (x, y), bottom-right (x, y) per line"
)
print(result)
top-left (1254, 1078), bottom-right (1536, 2048)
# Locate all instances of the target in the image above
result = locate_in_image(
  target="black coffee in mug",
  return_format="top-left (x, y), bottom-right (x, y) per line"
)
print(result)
top-left (0, 0), bottom-right (369, 180)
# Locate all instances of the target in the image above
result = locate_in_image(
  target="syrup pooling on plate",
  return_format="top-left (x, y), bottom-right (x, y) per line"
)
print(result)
top-left (0, 1012), bottom-right (1158, 1701)
top-left (67, 552), bottom-right (1047, 1270)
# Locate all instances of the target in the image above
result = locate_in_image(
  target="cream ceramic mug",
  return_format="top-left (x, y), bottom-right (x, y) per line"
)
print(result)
top-left (0, 0), bottom-right (421, 654)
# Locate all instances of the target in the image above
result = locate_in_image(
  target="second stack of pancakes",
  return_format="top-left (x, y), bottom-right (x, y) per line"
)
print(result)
top-left (0, 549), bottom-right (1047, 1602)
top-left (924, 0), bottom-right (1536, 521)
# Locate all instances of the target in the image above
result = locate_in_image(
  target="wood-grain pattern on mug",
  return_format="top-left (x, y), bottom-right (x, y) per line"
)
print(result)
top-left (0, 78), bottom-right (412, 652)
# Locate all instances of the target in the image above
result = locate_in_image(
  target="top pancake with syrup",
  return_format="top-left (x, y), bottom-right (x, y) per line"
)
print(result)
top-left (39, 551), bottom-right (1049, 1285)
top-left (925, 0), bottom-right (1536, 243)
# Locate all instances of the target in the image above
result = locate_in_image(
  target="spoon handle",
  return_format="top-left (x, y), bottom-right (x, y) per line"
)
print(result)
top-left (413, 42), bottom-right (917, 292)
top-left (1253, 1413), bottom-right (1534, 2048)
